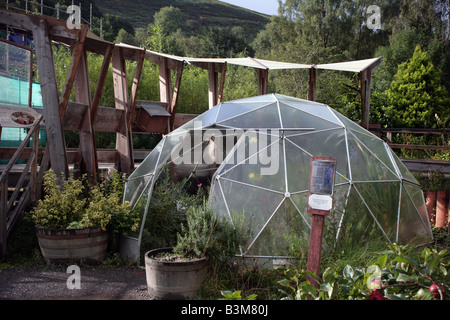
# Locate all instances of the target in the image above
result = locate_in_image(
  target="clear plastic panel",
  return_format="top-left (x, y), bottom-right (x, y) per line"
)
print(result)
top-left (281, 101), bottom-right (343, 128)
top-left (219, 132), bottom-right (286, 193)
top-left (335, 185), bottom-right (390, 248)
top-left (287, 128), bottom-right (350, 180)
top-left (279, 103), bottom-right (341, 131)
top-left (347, 131), bottom-right (399, 182)
top-left (284, 139), bottom-right (311, 193)
top-left (353, 182), bottom-right (400, 240)
top-left (398, 185), bottom-right (433, 244)
top-left (349, 130), bottom-right (398, 177)
top-left (218, 103), bottom-right (281, 128)
top-left (216, 178), bottom-right (285, 251)
top-left (245, 197), bottom-right (310, 257)
top-left (215, 101), bottom-right (274, 123)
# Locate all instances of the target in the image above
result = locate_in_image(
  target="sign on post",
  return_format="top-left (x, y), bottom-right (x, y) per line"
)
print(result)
top-left (307, 157), bottom-right (337, 215)
top-left (306, 157), bottom-right (337, 289)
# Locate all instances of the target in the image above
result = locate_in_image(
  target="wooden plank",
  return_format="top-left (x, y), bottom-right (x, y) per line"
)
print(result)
top-left (208, 63), bottom-right (218, 109)
top-left (360, 68), bottom-right (371, 130)
top-left (58, 25), bottom-right (88, 119)
top-left (217, 62), bottom-right (227, 104)
top-left (128, 48), bottom-right (146, 130)
top-left (388, 143), bottom-right (450, 151)
top-left (308, 66), bottom-right (316, 101)
top-left (112, 47), bottom-right (134, 173)
top-left (169, 61), bottom-right (184, 131)
top-left (91, 44), bottom-right (114, 122)
top-left (73, 49), bottom-right (98, 181)
top-left (159, 57), bottom-right (172, 106)
top-left (257, 68), bottom-right (269, 96)
top-left (32, 17), bottom-right (68, 182)
top-left (306, 214), bottom-right (325, 288)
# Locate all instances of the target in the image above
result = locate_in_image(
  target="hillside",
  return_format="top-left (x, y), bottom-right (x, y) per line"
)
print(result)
top-left (92, 0), bottom-right (270, 36)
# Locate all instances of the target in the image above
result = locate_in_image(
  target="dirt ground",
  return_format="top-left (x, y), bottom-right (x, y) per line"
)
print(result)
top-left (0, 266), bottom-right (151, 300)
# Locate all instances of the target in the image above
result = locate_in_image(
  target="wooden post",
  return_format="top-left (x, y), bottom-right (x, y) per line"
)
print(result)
top-left (217, 62), bottom-right (227, 104)
top-left (32, 16), bottom-right (68, 182)
top-left (169, 61), bottom-right (184, 131)
top-left (360, 68), bottom-right (371, 130)
top-left (159, 57), bottom-right (172, 107)
top-left (308, 66), bottom-right (316, 101)
top-left (307, 214), bottom-right (326, 287)
top-left (112, 47), bottom-right (134, 173)
top-left (91, 43), bottom-right (114, 121)
top-left (208, 62), bottom-right (218, 109)
top-left (257, 68), bottom-right (269, 96)
top-left (306, 157), bottom-right (337, 288)
top-left (73, 49), bottom-right (98, 181)
top-left (127, 48), bottom-right (146, 130)
top-left (59, 25), bottom-right (88, 119)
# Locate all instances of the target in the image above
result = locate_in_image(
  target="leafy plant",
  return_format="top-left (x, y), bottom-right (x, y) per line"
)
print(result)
top-left (32, 169), bottom-right (140, 235)
top-left (278, 243), bottom-right (449, 300)
top-left (173, 200), bottom-right (246, 262)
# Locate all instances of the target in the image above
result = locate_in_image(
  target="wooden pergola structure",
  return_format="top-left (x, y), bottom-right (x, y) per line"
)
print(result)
top-left (0, 8), bottom-right (382, 183)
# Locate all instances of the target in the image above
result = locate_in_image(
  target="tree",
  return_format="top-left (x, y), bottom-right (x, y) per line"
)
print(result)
top-left (385, 46), bottom-right (450, 128)
top-left (154, 6), bottom-right (186, 35)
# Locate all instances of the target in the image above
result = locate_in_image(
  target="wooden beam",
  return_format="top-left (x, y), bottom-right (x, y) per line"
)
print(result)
top-left (159, 57), bottom-right (172, 106)
top-left (31, 16), bottom-right (68, 181)
top-left (112, 47), bottom-right (134, 173)
top-left (91, 43), bottom-right (114, 122)
top-left (58, 25), bottom-right (88, 119)
top-left (257, 68), bottom-right (269, 96)
top-left (360, 68), bottom-right (371, 130)
top-left (217, 62), bottom-right (227, 104)
top-left (128, 48), bottom-right (146, 130)
top-left (73, 49), bottom-right (98, 181)
top-left (308, 66), bottom-right (316, 101)
top-left (208, 63), bottom-right (219, 109)
top-left (169, 61), bottom-right (184, 131)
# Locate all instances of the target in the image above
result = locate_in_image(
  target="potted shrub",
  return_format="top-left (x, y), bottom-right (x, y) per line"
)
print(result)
top-left (144, 200), bottom-right (245, 300)
top-left (32, 169), bottom-right (140, 264)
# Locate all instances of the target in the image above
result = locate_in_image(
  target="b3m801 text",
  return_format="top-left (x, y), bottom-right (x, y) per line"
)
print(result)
top-left (225, 304), bottom-right (268, 317)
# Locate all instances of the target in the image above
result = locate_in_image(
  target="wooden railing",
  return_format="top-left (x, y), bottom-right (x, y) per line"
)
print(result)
top-left (369, 127), bottom-right (450, 173)
top-left (0, 114), bottom-right (42, 259)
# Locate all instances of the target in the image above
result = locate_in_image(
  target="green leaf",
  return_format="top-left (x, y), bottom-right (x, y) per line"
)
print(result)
top-left (343, 265), bottom-right (354, 280)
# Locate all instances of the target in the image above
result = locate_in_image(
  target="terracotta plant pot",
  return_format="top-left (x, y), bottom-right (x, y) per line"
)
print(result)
top-left (425, 191), bottom-right (437, 224)
top-left (435, 191), bottom-right (448, 229)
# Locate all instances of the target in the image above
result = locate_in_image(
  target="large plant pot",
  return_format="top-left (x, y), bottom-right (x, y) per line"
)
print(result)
top-left (35, 227), bottom-right (108, 264)
top-left (145, 248), bottom-right (208, 300)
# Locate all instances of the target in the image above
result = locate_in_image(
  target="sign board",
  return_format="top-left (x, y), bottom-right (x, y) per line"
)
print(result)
top-left (307, 157), bottom-right (337, 216)
top-left (0, 104), bottom-right (40, 128)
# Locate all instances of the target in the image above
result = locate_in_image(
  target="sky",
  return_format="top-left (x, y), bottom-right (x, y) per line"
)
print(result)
top-left (219, 0), bottom-right (280, 16)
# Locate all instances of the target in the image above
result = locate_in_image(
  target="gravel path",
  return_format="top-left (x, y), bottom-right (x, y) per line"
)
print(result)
top-left (0, 266), bottom-right (151, 300)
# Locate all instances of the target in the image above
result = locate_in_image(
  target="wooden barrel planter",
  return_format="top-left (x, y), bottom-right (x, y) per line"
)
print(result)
top-left (35, 227), bottom-right (108, 264)
top-left (145, 248), bottom-right (208, 300)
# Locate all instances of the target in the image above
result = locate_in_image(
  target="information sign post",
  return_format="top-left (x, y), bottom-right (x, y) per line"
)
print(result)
top-left (306, 157), bottom-right (337, 288)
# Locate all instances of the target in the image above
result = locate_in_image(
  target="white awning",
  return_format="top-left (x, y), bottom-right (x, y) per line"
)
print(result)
top-left (117, 43), bottom-right (381, 73)
top-left (316, 57), bottom-right (382, 73)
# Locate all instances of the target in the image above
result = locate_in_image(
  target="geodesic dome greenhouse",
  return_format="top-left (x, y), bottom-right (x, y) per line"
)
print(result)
top-left (123, 94), bottom-right (433, 260)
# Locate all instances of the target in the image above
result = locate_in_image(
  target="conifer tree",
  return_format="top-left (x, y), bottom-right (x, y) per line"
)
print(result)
top-left (385, 46), bottom-right (450, 128)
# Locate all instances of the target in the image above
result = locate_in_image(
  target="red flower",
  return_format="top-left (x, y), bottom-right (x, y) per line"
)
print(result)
top-left (369, 291), bottom-right (385, 300)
